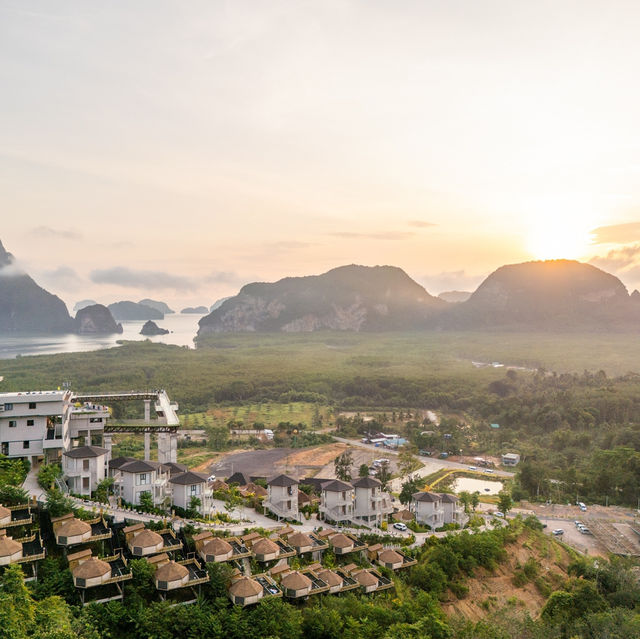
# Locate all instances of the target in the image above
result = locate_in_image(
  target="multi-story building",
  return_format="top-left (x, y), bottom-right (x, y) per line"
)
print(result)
top-left (319, 479), bottom-right (354, 524)
top-left (108, 457), bottom-right (170, 507)
top-left (440, 493), bottom-right (467, 526)
top-left (411, 491), bottom-right (466, 528)
top-left (62, 445), bottom-right (108, 496)
top-left (264, 474), bottom-right (299, 521)
top-left (352, 476), bottom-right (393, 527)
top-left (169, 470), bottom-right (213, 516)
top-left (411, 491), bottom-right (444, 528)
top-left (0, 390), bottom-right (72, 464)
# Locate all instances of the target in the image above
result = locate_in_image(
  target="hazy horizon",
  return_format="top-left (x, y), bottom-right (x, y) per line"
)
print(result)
top-left (3, 1), bottom-right (640, 309)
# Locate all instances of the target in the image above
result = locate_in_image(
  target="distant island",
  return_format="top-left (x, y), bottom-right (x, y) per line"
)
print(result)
top-left (140, 320), bottom-right (170, 336)
top-left (108, 301), bottom-right (164, 321)
top-left (139, 298), bottom-right (175, 314)
top-left (181, 306), bottom-right (208, 314)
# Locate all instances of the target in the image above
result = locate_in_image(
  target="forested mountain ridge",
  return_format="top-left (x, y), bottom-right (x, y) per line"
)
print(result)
top-left (198, 264), bottom-right (446, 335)
top-left (0, 240), bottom-right (75, 333)
top-left (440, 259), bottom-right (640, 331)
top-left (199, 260), bottom-right (640, 335)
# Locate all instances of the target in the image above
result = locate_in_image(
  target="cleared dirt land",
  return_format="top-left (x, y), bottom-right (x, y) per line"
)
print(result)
top-left (207, 443), bottom-right (355, 479)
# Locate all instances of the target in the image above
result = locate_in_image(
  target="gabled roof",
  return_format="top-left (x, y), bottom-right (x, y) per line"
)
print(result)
top-left (119, 460), bottom-right (162, 473)
top-left (226, 472), bottom-right (251, 486)
top-left (162, 462), bottom-right (188, 475)
top-left (268, 474), bottom-right (298, 487)
top-left (169, 471), bottom-right (208, 485)
top-left (412, 491), bottom-right (441, 502)
top-left (439, 493), bottom-right (459, 503)
top-left (321, 479), bottom-right (353, 492)
top-left (108, 456), bottom-right (138, 469)
top-left (64, 445), bottom-right (108, 458)
top-left (352, 476), bottom-right (382, 488)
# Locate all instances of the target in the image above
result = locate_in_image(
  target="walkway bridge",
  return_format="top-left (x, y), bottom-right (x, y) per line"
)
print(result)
top-left (71, 390), bottom-right (180, 463)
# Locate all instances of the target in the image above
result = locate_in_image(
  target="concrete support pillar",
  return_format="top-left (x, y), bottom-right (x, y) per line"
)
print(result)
top-left (144, 400), bottom-right (151, 461)
top-left (104, 434), bottom-right (112, 462)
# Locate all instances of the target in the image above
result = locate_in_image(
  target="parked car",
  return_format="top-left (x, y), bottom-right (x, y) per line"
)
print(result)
top-left (207, 474), bottom-right (216, 482)
top-left (552, 529), bottom-right (564, 536)
top-left (574, 520), bottom-right (582, 527)
top-left (393, 522), bottom-right (408, 531)
top-left (494, 511), bottom-right (504, 518)
top-left (579, 527), bottom-right (591, 535)
top-left (484, 469), bottom-right (494, 473)
top-left (468, 466), bottom-right (477, 471)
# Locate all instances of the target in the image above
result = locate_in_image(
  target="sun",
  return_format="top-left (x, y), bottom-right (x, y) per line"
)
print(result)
top-left (523, 196), bottom-right (596, 261)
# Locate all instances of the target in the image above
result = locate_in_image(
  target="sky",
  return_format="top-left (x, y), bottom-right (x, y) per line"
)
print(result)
top-left (3, 0), bottom-right (640, 311)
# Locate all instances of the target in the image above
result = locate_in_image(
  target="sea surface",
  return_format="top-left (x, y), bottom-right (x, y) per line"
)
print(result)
top-left (0, 313), bottom-right (204, 359)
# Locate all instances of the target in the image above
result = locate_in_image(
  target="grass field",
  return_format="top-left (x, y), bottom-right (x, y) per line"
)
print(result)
top-left (183, 402), bottom-right (332, 430)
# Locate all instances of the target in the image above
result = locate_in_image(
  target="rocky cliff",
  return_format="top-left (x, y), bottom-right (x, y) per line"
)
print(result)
top-left (0, 240), bottom-right (75, 333)
top-left (75, 304), bottom-right (123, 334)
top-left (197, 264), bottom-right (445, 336)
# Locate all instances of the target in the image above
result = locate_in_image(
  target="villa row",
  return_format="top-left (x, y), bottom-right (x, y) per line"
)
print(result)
top-left (264, 474), bottom-right (394, 527)
top-left (0, 502), bottom-right (415, 606)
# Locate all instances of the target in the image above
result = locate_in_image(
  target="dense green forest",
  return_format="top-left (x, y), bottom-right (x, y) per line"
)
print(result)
top-left (2, 334), bottom-right (640, 506)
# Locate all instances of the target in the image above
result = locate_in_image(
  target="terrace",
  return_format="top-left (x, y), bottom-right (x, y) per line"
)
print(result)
top-left (2, 504), bottom-right (33, 528)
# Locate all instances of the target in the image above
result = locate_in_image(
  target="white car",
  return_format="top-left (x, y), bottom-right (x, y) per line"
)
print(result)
top-left (494, 511), bottom-right (504, 518)
top-left (468, 466), bottom-right (477, 471)
top-left (552, 528), bottom-right (564, 536)
top-left (207, 474), bottom-right (216, 482)
top-left (393, 522), bottom-right (408, 531)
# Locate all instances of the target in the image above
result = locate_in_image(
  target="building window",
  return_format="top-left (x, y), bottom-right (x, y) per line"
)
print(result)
top-left (8, 420), bottom-right (16, 428)
top-left (23, 441), bottom-right (30, 449)
top-left (189, 484), bottom-right (201, 496)
top-left (83, 460), bottom-right (90, 471)
top-left (82, 477), bottom-right (90, 490)
top-left (136, 473), bottom-right (150, 485)
top-left (28, 402), bottom-right (36, 409)
top-left (4, 403), bottom-right (13, 410)
top-left (27, 419), bottom-right (35, 426)
top-left (89, 417), bottom-right (103, 423)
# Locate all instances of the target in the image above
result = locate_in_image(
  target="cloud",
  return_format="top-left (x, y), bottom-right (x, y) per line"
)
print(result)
top-left (329, 231), bottom-right (415, 240)
top-left (90, 267), bottom-right (198, 291)
top-left (205, 271), bottom-right (248, 285)
top-left (39, 266), bottom-right (83, 290)
top-left (590, 222), bottom-right (640, 245)
top-left (407, 220), bottom-right (436, 228)
top-left (418, 269), bottom-right (485, 295)
top-left (30, 226), bottom-right (83, 241)
top-left (589, 244), bottom-right (640, 273)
